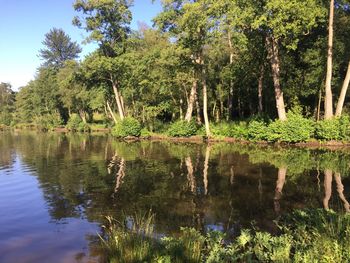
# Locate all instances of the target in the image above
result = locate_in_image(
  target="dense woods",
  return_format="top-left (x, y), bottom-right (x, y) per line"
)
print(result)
top-left (1, 0), bottom-right (350, 139)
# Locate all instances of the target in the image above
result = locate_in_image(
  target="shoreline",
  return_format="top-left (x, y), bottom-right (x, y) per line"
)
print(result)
top-left (3, 127), bottom-right (350, 149)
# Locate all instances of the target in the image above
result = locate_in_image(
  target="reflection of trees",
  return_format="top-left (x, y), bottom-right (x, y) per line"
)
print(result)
top-left (323, 170), bottom-right (350, 212)
top-left (274, 167), bottom-right (287, 215)
top-left (4, 132), bottom-right (350, 242)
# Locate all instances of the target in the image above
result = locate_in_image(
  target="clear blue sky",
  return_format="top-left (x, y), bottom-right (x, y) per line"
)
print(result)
top-left (0, 0), bottom-right (162, 90)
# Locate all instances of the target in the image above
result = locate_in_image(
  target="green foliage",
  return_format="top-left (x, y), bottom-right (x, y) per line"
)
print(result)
top-left (247, 120), bottom-right (269, 141)
top-left (66, 114), bottom-right (90, 132)
top-left (0, 111), bottom-right (13, 126)
top-left (39, 28), bottom-right (81, 68)
top-left (315, 119), bottom-right (341, 141)
top-left (102, 209), bottom-right (350, 262)
top-left (211, 122), bottom-right (248, 139)
top-left (266, 112), bottom-right (314, 143)
top-left (34, 113), bottom-right (63, 131)
top-left (167, 120), bottom-right (198, 137)
top-left (112, 117), bottom-right (142, 137)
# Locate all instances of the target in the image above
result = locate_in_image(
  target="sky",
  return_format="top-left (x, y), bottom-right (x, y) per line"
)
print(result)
top-left (0, 0), bottom-right (162, 90)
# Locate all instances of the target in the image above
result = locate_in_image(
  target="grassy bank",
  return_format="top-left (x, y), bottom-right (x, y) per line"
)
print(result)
top-left (4, 112), bottom-right (350, 146)
top-left (100, 209), bottom-right (350, 263)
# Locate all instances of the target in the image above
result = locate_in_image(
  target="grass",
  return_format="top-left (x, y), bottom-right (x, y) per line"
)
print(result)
top-left (100, 209), bottom-right (350, 263)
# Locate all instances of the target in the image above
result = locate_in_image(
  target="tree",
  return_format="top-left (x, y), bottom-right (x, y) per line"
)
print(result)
top-left (253, 0), bottom-right (326, 120)
top-left (39, 28), bottom-right (82, 68)
top-left (0, 82), bottom-right (15, 125)
top-left (73, 0), bottom-right (133, 120)
top-left (324, 0), bottom-right (335, 119)
top-left (155, 0), bottom-right (214, 136)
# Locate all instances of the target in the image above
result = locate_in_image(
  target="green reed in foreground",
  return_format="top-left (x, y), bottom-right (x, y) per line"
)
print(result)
top-left (100, 209), bottom-right (350, 263)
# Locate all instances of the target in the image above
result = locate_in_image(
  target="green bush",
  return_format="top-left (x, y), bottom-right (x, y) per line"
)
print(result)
top-left (167, 120), bottom-right (198, 137)
top-left (315, 119), bottom-right (341, 141)
top-left (211, 122), bottom-right (248, 139)
top-left (66, 114), bottom-right (90, 132)
top-left (266, 113), bottom-right (314, 143)
top-left (34, 113), bottom-right (63, 131)
top-left (112, 117), bottom-right (142, 137)
top-left (247, 120), bottom-right (268, 141)
top-left (338, 115), bottom-right (350, 140)
top-left (0, 111), bottom-right (13, 126)
top-left (211, 123), bottom-right (232, 137)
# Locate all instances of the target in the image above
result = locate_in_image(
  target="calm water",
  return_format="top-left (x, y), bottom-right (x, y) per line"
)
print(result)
top-left (1, 131), bottom-right (350, 262)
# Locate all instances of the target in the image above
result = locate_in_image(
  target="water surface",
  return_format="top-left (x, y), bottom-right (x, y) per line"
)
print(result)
top-left (1, 131), bottom-right (350, 262)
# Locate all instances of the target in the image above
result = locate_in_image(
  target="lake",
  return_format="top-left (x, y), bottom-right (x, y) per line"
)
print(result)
top-left (0, 131), bottom-right (349, 262)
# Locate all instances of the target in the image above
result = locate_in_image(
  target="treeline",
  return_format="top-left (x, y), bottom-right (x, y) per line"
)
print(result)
top-left (1, 0), bottom-right (350, 137)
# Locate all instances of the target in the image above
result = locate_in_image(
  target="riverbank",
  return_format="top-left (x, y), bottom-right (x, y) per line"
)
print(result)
top-left (4, 125), bottom-right (350, 149)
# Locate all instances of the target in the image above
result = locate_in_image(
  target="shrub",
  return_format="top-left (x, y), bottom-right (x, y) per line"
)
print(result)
top-left (140, 128), bottom-right (151, 137)
top-left (167, 120), bottom-right (198, 137)
top-left (247, 120), bottom-right (268, 141)
top-left (266, 113), bottom-right (314, 143)
top-left (112, 117), bottom-right (142, 137)
top-left (315, 119), bottom-right (341, 141)
top-left (211, 122), bottom-right (248, 139)
top-left (34, 113), bottom-right (63, 131)
top-left (66, 114), bottom-right (90, 132)
top-left (338, 115), bottom-right (350, 140)
top-left (0, 111), bottom-right (12, 126)
top-left (211, 123), bottom-right (232, 137)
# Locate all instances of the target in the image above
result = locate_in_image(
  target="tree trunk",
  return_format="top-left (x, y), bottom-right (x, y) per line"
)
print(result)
top-left (112, 82), bottom-right (125, 120)
top-left (202, 67), bottom-right (211, 137)
top-left (227, 31), bottom-right (234, 121)
top-left (184, 79), bottom-right (197, 122)
top-left (79, 110), bottom-right (87, 123)
top-left (258, 64), bottom-right (264, 114)
top-left (106, 101), bottom-right (118, 124)
top-left (195, 92), bottom-right (202, 124)
top-left (324, 0), bottom-right (334, 120)
top-left (335, 61), bottom-right (350, 117)
top-left (266, 36), bottom-right (287, 121)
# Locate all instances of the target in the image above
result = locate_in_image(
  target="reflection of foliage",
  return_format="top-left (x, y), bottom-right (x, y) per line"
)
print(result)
top-left (211, 143), bottom-right (350, 176)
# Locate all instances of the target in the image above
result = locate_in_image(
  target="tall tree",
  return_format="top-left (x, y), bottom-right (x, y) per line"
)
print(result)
top-left (73, 0), bottom-right (133, 120)
top-left (39, 28), bottom-right (82, 68)
top-left (324, 0), bottom-right (335, 119)
top-left (253, 0), bottom-right (326, 120)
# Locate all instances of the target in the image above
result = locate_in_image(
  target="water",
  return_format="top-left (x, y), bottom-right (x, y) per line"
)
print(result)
top-left (0, 131), bottom-right (350, 262)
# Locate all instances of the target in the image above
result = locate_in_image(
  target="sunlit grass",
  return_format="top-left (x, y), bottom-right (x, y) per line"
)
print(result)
top-left (100, 209), bottom-right (350, 263)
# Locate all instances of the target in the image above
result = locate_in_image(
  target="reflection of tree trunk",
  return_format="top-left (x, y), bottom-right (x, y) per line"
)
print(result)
top-left (107, 152), bottom-right (119, 174)
top-left (334, 172), bottom-right (350, 212)
top-left (274, 167), bottom-right (287, 214)
top-left (230, 166), bottom-right (234, 185)
top-left (323, 169), bottom-right (333, 210)
top-left (203, 145), bottom-right (210, 195)
top-left (114, 158), bottom-right (126, 194)
top-left (185, 156), bottom-right (196, 194)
